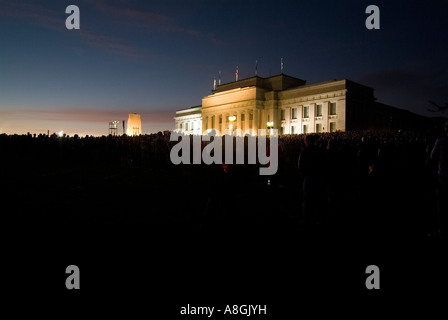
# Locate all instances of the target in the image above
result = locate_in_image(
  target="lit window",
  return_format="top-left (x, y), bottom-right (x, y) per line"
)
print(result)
top-left (281, 110), bottom-right (285, 120)
top-left (292, 108), bottom-right (297, 119)
top-left (316, 104), bottom-right (322, 117)
top-left (330, 103), bottom-right (336, 115)
top-left (303, 106), bottom-right (309, 118)
top-left (330, 122), bottom-right (336, 132)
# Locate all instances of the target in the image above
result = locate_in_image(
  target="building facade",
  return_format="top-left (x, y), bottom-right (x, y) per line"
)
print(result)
top-left (174, 74), bottom-right (427, 135)
top-left (126, 113), bottom-right (142, 136)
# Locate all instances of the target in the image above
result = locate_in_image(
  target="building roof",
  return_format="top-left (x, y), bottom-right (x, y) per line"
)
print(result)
top-left (212, 74), bottom-right (306, 93)
top-left (175, 105), bottom-right (202, 116)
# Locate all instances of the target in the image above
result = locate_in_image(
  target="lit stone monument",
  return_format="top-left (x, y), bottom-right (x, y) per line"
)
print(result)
top-left (126, 113), bottom-right (142, 136)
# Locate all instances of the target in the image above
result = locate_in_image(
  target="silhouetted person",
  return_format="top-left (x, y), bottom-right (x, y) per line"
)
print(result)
top-left (154, 131), bottom-right (170, 168)
top-left (298, 134), bottom-right (325, 225)
top-left (430, 120), bottom-right (448, 237)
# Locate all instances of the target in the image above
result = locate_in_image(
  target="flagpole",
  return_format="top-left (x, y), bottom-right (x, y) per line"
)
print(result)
top-left (281, 58), bottom-right (283, 74)
top-left (255, 60), bottom-right (258, 76)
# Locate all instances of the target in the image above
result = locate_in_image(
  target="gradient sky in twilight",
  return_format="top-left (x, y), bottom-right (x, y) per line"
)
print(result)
top-left (1, 0), bottom-right (447, 136)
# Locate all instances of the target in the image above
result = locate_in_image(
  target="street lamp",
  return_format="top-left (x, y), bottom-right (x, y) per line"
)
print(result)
top-left (266, 121), bottom-right (274, 136)
top-left (228, 115), bottom-right (236, 134)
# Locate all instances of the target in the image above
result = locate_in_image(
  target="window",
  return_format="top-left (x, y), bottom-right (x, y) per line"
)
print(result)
top-left (316, 123), bottom-right (321, 133)
top-left (280, 127), bottom-right (284, 135)
top-left (303, 125), bottom-right (308, 134)
top-left (281, 109), bottom-right (285, 120)
top-left (249, 113), bottom-right (253, 120)
top-left (185, 123), bottom-right (189, 131)
top-left (180, 123), bottom-right (183, 130)
top-left (330, 122), bottom-right (336, 132)
top-left (291, 126), bottom-right (295, 134)
top-left (219, 116), bottom-right (222, 124)
top-left (330, 103), bottom-right (337, 115)
top-left (241, 114), bottom-right (245, 121)
top-left (316, 104), bottom-right (322, 117)
top-left (303, 106), bottom-right (309, 118)
top-left (292, 108), bottom-right (297, 119)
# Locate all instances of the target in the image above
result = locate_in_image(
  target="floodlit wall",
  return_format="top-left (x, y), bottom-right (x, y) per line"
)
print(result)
top-left (126, 113), bottom-right (142, 136)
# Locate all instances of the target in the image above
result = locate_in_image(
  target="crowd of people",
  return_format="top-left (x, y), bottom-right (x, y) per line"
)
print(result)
top-left (1, 125), bottom-right (446, 240)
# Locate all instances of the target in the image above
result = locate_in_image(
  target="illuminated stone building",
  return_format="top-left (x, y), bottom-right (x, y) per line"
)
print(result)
top-left (126, 113), bottom-right (142, 136)
top-left (174, 73), bottom-right (429, 135)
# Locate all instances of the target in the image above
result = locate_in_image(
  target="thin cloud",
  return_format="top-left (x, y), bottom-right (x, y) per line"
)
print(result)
top-left (77, 29), bottom-right (147, 58)
top-left (0, 108), bottom-right (177, 124)
top-left (94, 0), bottom-right (206, 40)
top-left (0, 1), bottom-right (147, 58)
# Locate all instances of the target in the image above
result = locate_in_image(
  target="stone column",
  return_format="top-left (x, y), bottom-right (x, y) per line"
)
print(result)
top-left (202, 116), bottom-right (207, 135)
top-left (254, 109), bottom-right (259, 134)
top-left (310, 103), bottom-right (315, 133)
top-left (323, 102), bottom-right (329, 132)
top-left (245, 109), bottom-right (250, 134)
top-left (221, 114), bottom-right (225, 135)
top-left (236, 110), bottom-right (241, 136)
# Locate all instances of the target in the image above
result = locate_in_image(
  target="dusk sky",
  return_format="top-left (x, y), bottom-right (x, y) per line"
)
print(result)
top-left (1, 0), bottom-right (447, 136)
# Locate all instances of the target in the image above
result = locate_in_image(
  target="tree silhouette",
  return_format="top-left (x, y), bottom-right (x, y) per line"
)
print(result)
top-left (428, 100), bottom-right (448, 113)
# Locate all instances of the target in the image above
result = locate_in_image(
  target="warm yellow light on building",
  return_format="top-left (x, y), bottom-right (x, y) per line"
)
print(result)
top-left (228, 116), bottom-right (236, 122)
top-left (126, 113), bottom-right (142, 136)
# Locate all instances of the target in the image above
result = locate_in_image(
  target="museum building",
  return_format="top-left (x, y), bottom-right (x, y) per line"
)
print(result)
top-left (174, 73), bottom-right (429, 135)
